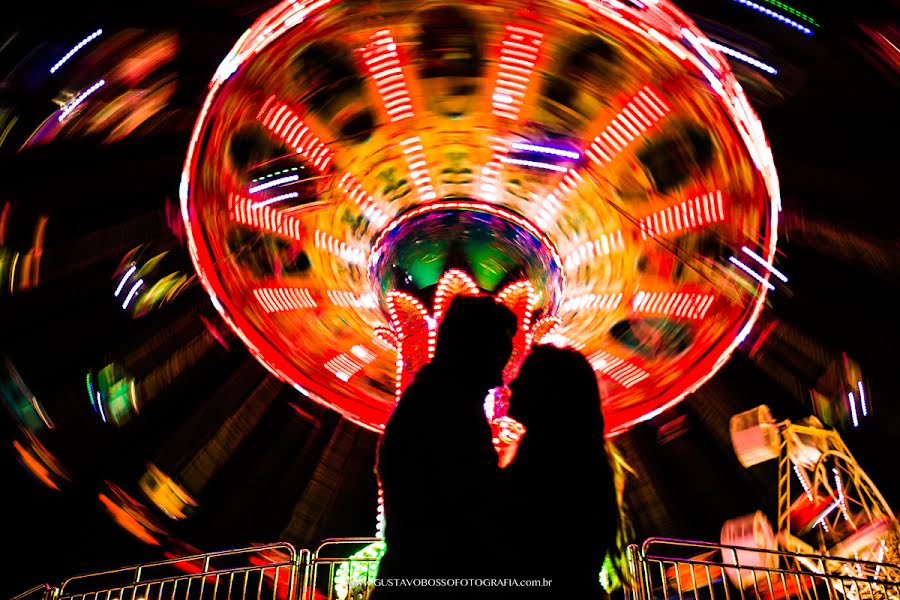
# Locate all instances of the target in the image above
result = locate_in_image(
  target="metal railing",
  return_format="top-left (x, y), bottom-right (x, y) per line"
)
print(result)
top-left (301, 537), bottom-right (383, 600)
top-left (13, 537), bottom-right (900, 600)
top-left (627, 538), bottom-right (900, 600)
top-left (52, 543), bottom-right (303, 600)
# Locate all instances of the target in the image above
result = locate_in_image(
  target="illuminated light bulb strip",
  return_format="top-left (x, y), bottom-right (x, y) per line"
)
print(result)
top-left (812, 500), bottom-right (840, 531)
top-left (337, 173), bottom-right (389, 228)
top-left (477, 137), bottom-right (511, 202)
top-left (259, 99), bottom-right (334, 170)
top-left (324, 353), bottom-right (366, 383)
top-left (58, 79), bottom-right (106, 122)
top-left (534, 168), bottom-right (584, 229)
top-left (498, 281), bottom-right (537, 382)
top-left (386, 291), bottom-right (430, 397)
top-left (752, 0), bottom-right (819, 26)
top-left (50, 28), bottom-right (103, 74)
top-left (492, 25), bottom-right (543, 120)
top-left (559, 293), bottom-right (623, 313)
top-left (114, 264), bottom-right (138, 297)
top-left (122, 279), bottom-right (143, 309)
top-left (729, 256), bottom-right (775, 291)
top-left (848, 391), bottom-right (859, 428)
top-left (248, 175), bottom-right (299, 194)
top-left (530, 315), bottom-right (561, 345)
top-left (701, 39), bottom-right (778, 75)
top-left (314, 230), bottom-right (366, 265)
top-left (399, 137), bottom-right (437, 201)
top-left (584, 85), bottom-right (670, 167)
top-left (251, 192), bottom-right (299, 209)
top-left (433, 270), bottom-right (479, 325)
top-left (362, 30), bottom-right (415, 122)
top-left (832, 467), bottom-right (853, 523)
top-left (251, 167), bottom-right (298, 183)
top-left (587, 349), bottom-right (650, 388)
top-left (730, 0), bottom-right (814, 35)
top-left (376, 487), bottom-right (385, 538)
top-left (212, 0), bottom-right (339, 83)
top-left (793, 464), bottom-right (814, 501)
top-left (639, 191), bottom-right (726, 239)
top-left (632, 291), bottom-right (716, 319)
top-left (229, 193), bottom-right (304, 241)
top-left (858, 381), bottom-right (867, 417)
top-left (430, 270), bottom-right (480, 358)
top-left (563, 231), bottom-right (625, 269)
top-left (681, 28), bottom-right (724, 73)
top-left (510, 142), bottom-right (580, 160)
top-left (500, 157), bottom-right (569, 172)
top-left (741, 246), bottom-right (788, 282)
top-left (252, 287), bottom-right (317, 313)
top-left (327, 290), bottom-right (378, 309)
top-left (373, 327), bottom-right (398, 351)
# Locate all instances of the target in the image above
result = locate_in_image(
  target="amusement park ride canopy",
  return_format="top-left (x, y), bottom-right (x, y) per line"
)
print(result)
top-left (180, 0), bottom-right (781, 436)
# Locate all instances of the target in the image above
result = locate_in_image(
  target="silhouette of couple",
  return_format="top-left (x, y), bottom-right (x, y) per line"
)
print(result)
top-left (374, 295), bottom-right (619, 599)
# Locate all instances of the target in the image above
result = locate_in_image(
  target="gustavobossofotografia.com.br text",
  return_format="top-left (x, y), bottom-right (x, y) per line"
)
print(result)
top-left (349, 578), bottom-right (553, 587)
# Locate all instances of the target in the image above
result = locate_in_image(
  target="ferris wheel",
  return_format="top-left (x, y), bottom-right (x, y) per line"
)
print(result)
top-left (724, 405), bottom-right (900, 596)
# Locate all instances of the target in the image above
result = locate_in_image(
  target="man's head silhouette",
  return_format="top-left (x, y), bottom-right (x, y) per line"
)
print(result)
top-left (431, 295), bottom-right (517, 390)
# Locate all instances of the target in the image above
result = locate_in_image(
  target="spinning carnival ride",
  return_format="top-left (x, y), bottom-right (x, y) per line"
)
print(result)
top-left (725, 405), bottom-right (900, 595)
top-left (180, 0), bottom-right (781, 436)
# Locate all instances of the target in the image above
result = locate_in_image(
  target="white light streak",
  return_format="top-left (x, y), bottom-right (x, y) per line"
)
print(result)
top-left (742, 246), bottom-right (788, 282)
top-left (702, 39), bottom-right (778, 75)
top-left (114, 265), bottom-right (137, 297)
top-left (858, 381), bottom-right (867, 417)
top-left (510, 142), bottom-right (580, 159)
top-left (58, 79), bottom-right (106, 122)
top-left (729, 256), bottom-right (775, 291)
top-left (248, 175), bottom-right (299, 194)
top-left (50, 29), bottom-right (103, 74)
top-left (122, 279), bottom-right (143, 309)
top-left (501, 157), bottom-right (569, 172)
top-left (251, 192), bottom-right (299, 209)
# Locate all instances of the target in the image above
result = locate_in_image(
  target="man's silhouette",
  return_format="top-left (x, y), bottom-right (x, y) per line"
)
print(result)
top-left (500, 345), bottom-right (620, 598)
top-left (373, 295), bottom-right (517, 598)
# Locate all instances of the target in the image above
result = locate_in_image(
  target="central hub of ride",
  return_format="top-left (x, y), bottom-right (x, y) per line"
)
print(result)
top-left (369, 200), bottom-right (565, 317)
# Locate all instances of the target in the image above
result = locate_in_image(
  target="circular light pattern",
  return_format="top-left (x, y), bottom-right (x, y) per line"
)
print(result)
top-left (181, 0), bottom-right (780, 435)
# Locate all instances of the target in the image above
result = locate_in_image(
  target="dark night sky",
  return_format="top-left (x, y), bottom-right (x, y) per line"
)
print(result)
top-left (2, 0), bottom-right (898, 596)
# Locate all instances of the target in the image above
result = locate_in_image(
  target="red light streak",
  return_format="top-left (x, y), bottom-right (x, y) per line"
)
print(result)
top-left (585, 85), bottom-right (671, 167)
top-left (639, 191), bottom-right (725, 238)
top-left (587, 349), bottom-right (650, 388)
top-left (229, 193), bottom-right (304, 240)
top-left (362, 30), bottom-right (415, 122)
top-left (632, 291), bottom-right (715, 319)
top-left (253, 287), bottom-right (318, 312)
top-left (399, 137), bottom-right (437, 201)
top-left (259, 98), bottom-right (334, 171)
top-left (492, 25), bottom-right (543, 120)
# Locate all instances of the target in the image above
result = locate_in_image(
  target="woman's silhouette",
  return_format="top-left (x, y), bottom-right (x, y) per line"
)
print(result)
top-left (373, 295), bottom-right (517, 599)
top-left (500, 344), bottom-right (620, 598)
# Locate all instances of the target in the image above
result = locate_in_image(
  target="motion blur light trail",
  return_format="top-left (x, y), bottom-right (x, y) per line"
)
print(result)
top-left (181, 0), bottom-right (781, 435)
top-left (1, 0), bottom-right (898, 593)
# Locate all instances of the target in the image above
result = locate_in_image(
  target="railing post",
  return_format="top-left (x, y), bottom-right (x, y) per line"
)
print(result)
top-left (626, 543), bottom-right (646, 600)
top-left (292, 549), bottom-right (310, 600)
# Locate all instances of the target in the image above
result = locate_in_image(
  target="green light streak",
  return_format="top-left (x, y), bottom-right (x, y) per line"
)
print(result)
top-left (756, 0), bottom-right (820, 26)
top-left (466, 241), bottom-right (514, 291)
top-left (334, 541), bottom-right (386, 599)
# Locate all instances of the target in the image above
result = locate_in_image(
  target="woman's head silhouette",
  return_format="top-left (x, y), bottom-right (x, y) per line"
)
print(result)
top-left (507, 344), bottom-right (606, 440)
